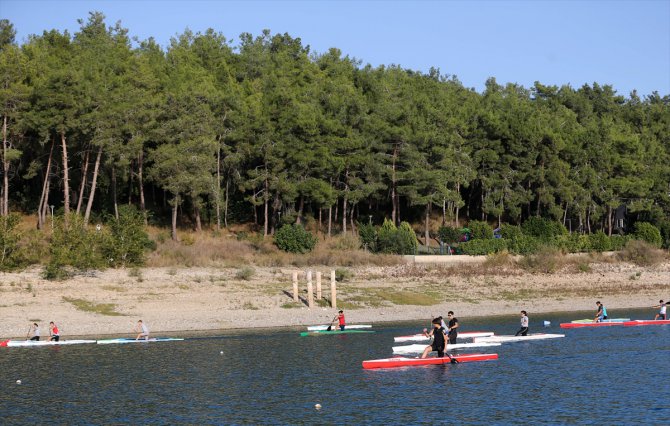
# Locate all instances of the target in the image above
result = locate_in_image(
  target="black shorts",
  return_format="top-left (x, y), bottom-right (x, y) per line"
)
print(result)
top-left (658, 314), bottom-right (666, 320)
top-left (431, 343), bottom-right (445, 357)
top-left (30, 336), bottom-right (40, 341)
top-left (51, 335), bottom-right (60, 342)
top-left (448, 333), bottom-right (457, 344)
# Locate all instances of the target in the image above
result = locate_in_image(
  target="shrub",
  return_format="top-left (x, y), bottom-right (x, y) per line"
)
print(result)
top-left (377, 219), bottom-right (397, 254)
top-left (609, 235), bottom-right (629, 251)
top-left (45, 214), bottom-right (106, 280)
top-left (274, 224), bottom-right (317, 253)
top-left (468, 220), bottom-right (494, 239)
top-left (499, 224), bottom-right (523, 240)
top-left (521, 217), bottom-right (568, 242)
top-left (396, 222), bottom-right (418, 255)
top-left (506, 235), bottom-right (541, 255)
top-left (658, 220), bottom-right (670, 249)
top-left (618, 240), bottom-right (666, 266)
top-left (335, 268), bottom-right (354, 282)
top-left (519, 246), bottom-right (563, 273)
top-left (235, 266), bottom-right (255, 280)
top-left (358, 223), bottom-right (377, 252)
top-left (555, 233), bottom-right (591, 253)
top-left (437, 226), bottom-right (461, 244)
top-left (589, 231), bottom-right (612, 252)
top-left (632, 222), bottom-right (662, 248)
top-left (0, 213), bottom-right (23, 271)
top-left (102, 205), bottom-right (153, 267)
top-left (459, 238), bottom-right (508, 255)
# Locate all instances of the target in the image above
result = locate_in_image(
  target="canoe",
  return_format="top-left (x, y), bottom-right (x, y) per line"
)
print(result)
top-left (623, 319), bottom-right (670, 327)
top-left (393, 331), bottom-right (494, 343)
top-left (473, 333), bottom-right (564, 343)
top-left (96, 337), bottom-right (184, 344)
top-left (300, 330), bottom-right (375, 337)
top-left (392, 342), bottom-right (501, 354)
top-left (4, 339), bottom-right (96, 347)
top-left (307, 324), bottom-right (372, 331)
top-left (570, 318), bottom-right (629, 323)
top-left (560, 321), bottom-right (624, 329)
top-left (362, 353), bottom-right (499, 369)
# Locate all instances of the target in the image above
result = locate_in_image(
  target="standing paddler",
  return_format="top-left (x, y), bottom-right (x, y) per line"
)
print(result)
top-left (653, 300), bottom-right (666, 320)
top-left (421, 317), bottom-right (447, 359)
top-left (446, 311), bottom-right (459, 344)
top-left (515, 311), bottom-right (529, 336)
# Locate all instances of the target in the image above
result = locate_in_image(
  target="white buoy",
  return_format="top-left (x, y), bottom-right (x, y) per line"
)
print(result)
top-left (543, 321), bottom-right (551, 327)
top-left (16, 379), bottom-right (21, 384)
top-left (220, 351), bottom-right (224, 355)
top-left (315, 403), bottom-right (322, 410)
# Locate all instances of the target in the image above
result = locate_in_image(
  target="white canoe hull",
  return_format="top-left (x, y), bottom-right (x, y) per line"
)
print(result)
top-left (392, 342), bottom-right (501, 354)
top-left (394, 331), bottom-right (494, 343)
top-left (6, 339), bottom-right (96, 347)
top-left (96, 337), bottom-right (184, 344)
top-left (474, 333), bottom-right (564, 343)
top-left (307, 324), bottom-right (372, 331)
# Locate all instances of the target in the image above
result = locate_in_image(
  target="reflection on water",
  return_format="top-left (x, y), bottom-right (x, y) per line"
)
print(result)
top-left (1, 309), bottom-right (669, 424)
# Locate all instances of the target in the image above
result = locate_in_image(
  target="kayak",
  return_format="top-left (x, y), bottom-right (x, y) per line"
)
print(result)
top-left (392, 342), bottom-right (501, 355)
top-left (362, 353), bottom-right (499, 369)
top-left (393, 331), bottom-right (494, 343)
top-left (623, 319), bottom-right (670, 327)
top-left (5, 339), bottom-right (97, 347)
top-left (96, 337), bottom-right (184, 344)
top-left (307, 324), bottom-right (372, 331)
top-left (300, 330), bottom-right (375, 337)
top-left (570, 318), bottom-right (629, 323)
top-left (560, 321), bottom-right (624, 329)
top-left (473, 333), bottom-right (564, 343)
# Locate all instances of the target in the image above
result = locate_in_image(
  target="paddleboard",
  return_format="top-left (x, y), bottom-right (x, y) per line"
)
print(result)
top-left (560, 321), bottom-right (624, 329)
top-left (5, 339), bottom-right (97, 347)
top-left (473, 333), bottom-right (564, 343)
top-left (392, 342), bottom-right (501, 354)
top-left (306, 324), bottom-right (372, 331)
top-left (96, 337), bottom-right (184, 344)
top-left (393, 331), bottom-right (494, 343)
top-left (300, 330), bottom-right (375, 337)
top-left (623, 319), bottom-right (670, 326)
top-left (362, 353), bottom-right (498, 369)
top-left (570, 318), bottom-right (629, 323)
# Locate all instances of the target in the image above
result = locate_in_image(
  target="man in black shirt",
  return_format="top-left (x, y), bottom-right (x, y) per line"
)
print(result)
top-left (421, 317), bottom-right (447, 358)
top-left (446, 311), bottom-right (459, 344)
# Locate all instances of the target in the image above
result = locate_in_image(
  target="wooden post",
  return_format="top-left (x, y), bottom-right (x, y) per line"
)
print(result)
top-left (307, 270), bottom-right (314, 309)
top-left (330, 270), bottom-right (337, 309)
top-left (292, 272), bottom-right (299, 303)
top-left (316, 271), bottom-right (322, 300)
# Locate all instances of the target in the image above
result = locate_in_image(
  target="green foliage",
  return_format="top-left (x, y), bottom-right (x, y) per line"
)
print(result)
top-left (519, 246), bottom-right (563, 274)
top-left (273, 224), bottom-right (317, 253)
top-left (506, 235), bottom-right (541, 255)
top-left (335, 267), bottom-right (354, 282)
top-left (44, 214), bottom-right (106, 280)
top-left (396, 222), bottom-right (418, 255)
top-left (658, 221), bottom-right (670, 249)
top-left (358, 223), bottom-right (377, 252)
top-left (377, 220), bottom-right (417, 255)
top-left (521, 217), bottom-right (568, 242)
top-left (377, 219), bottom-right (398, 254)
top-left (235, 266), bottom-right (255, 280)
top-left (0, 214), bottom-right (22, 270)
top-left (632, 222), bottom-right (662, 248)
top-left (618, 240), bottom-right (666, 266)
top-left (609, 235), bottom-right (629, 251)
top-left (437, 226), bottom-right (461, 244)
top-left (499, 224), bottom-right (523, 240)
top-left (459, 238), bottom-right (508, 255)
top-left (588, 231), bottom-right (612, 252)
top-left (468, 220), bottom-right (494, 239)
top-left (102, 205), bottom-right (153, 267)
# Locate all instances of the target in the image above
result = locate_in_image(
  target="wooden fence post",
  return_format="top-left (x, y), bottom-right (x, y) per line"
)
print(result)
top-left (292, 272), bottom-right (299, 303)
top-left (330, 270), bottom-right (337, 309)
top-left (316, 271), bottom-right (322, 300)
top-left (307, 270), bottom-right (314, 308)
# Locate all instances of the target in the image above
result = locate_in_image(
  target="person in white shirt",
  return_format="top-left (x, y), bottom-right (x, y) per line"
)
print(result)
top-left (653, 300), bottom-right (666, 320)
top-left (515, 311), bottom-right (529, 336)
top-left (135, 320), bottom-right (150, 340)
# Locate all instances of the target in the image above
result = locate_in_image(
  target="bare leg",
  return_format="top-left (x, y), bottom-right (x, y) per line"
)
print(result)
top-left (420, 345), bottom-right (432, 359)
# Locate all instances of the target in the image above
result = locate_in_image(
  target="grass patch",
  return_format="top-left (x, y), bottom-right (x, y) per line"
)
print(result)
top-left (102, 285), bottom-right (127, 292)
top-left (235, 266), bottom-right (255, 281)
top-left (281, 302), bottom-right (302, 309)
top-left (242, 301), bottom-right (259, 310)
top-left (618, 240), bottom-right (667, 266)
top-left (178, 284), bottom-right (190, 290)
top-left (371, 289), bottom-right (440, 306)
top-left (62, 297), bottom-right (124, 316)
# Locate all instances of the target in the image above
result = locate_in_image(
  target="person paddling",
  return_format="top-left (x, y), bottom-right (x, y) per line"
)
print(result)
top-left (421, 317), bottom-right (448, 359)
top-left (28, 323), bottom-right (40, 341)
top-left (594, 301), bottom-right (607, 322)
top-left (515, 311), bottom-right (529, 336)
top-left (653, 300), bottom-right (666, 320)
top-left (446, 311), bottom-right (459, 344)
top-left (49, 321), bottom-right (60, 342)
top-left (135, 320), bottom-right (150, 340)
top-left (336, 310), bottom-right (346, 331)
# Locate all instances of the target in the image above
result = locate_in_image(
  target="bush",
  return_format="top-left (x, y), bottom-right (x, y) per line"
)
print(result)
top-left (377, 219), bottom-right (397, 254)
top-left (0, 213), bottom-right (23, 271)
top-left (658, 220), bottom-right (670, 249)
top-left (519, 246), bottom-right (563, 273)
top-left (102, 205), bottom-right (153, 267)
top-left (437, 226), bottom-right (461, 244)
top-left (45, 214), bottom-right (106, 280)
top-left (499, 224), bottom-right (523, 240)
top-left (274, 224), bottom-right (317, 253)
top-left (609, 235), bottom-right (629, 251)
top-left (358, 223), bottom-right (377, 252)
top-left (506, 234), bottom-right (541, 255)
top-left (396, 222), bottom-right (418, 255)
top-left (618, 239), bottom-right (666, 266)
top-left (589, 231), bottom-right (612, 252)
top-left (555, 233), bottom-right (590, 253)
top-left (632, 222), bottom-right (662, 248)
top-left (459, 238), bottom-right (507, 255)
top-left (335, 267), bottom-right (354, 282)
top-left (235, 266), bottom-right (255, 280)
top-left (468, 220), bottom-right (494, 239)
top-left (521, 217), bottom-right (567, 242)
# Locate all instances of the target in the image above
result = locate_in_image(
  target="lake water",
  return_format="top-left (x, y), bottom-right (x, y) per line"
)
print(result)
top-left (1, 309), bottom-right (669, 425)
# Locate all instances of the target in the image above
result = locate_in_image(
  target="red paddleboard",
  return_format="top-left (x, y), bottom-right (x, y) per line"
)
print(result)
top-left (362, 353), bottom-right (498, 369)
top-left (623, 319), bottom-right (670, 327)
top-left (0, 339), bottom-right (8, 347)
top-left (560, 322), bottom-right (624, 329)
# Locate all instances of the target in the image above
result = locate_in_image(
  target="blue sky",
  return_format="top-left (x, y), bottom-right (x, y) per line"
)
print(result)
top-left (2, 0), bottom-right (669, 97)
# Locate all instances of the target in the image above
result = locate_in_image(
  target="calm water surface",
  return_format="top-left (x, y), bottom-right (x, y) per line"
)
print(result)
top-left (1, 309), bottom-right (669, 425)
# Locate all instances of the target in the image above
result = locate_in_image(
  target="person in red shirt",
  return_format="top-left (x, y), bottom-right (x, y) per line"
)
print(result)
top-left (337, 310), bottom-right (346, 331)
top-left (49, 321), bottom-right (60, 342)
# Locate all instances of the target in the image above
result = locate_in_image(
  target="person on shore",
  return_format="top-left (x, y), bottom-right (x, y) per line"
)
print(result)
top-left (28, 323), bottom-right (40, 341)
top-left (135, 320), bottom-right (150, 340)
top-left (594, 301), bottom-right (607, 322)
top-left (446, 311), bottom-right (459, 344)
top-left (653, 300), bottom-right (666, 320)
top-left (336, 310), bottom-right (346, 331)
top-left (515, 311), bottom-right (529, 336)
top-left (49, 321), bottom-right (60, 342)
top-left (421, 317), bottom-right (448, 359)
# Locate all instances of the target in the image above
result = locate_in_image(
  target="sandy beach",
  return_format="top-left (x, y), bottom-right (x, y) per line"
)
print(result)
top-left (1, 258), bottom-right (669, 339)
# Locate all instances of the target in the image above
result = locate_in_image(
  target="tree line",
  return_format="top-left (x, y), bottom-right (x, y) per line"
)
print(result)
top-left (1, 13), bottom-right (669, 243)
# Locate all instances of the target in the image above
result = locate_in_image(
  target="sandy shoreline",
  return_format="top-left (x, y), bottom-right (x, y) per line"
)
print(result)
top-left (1, 261), bottom-right (669, 339)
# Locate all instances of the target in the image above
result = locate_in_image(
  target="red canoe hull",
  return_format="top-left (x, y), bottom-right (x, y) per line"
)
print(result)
top-left (560, 322), bottom-right (624, 329)
top-left (362, 353), bottom-right (498, 369)
top-left (623, 319), bottom-right (670, 327)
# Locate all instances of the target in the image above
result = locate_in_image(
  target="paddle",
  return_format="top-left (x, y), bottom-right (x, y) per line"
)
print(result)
top-left (326, 315), bottom-right (338, 331)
